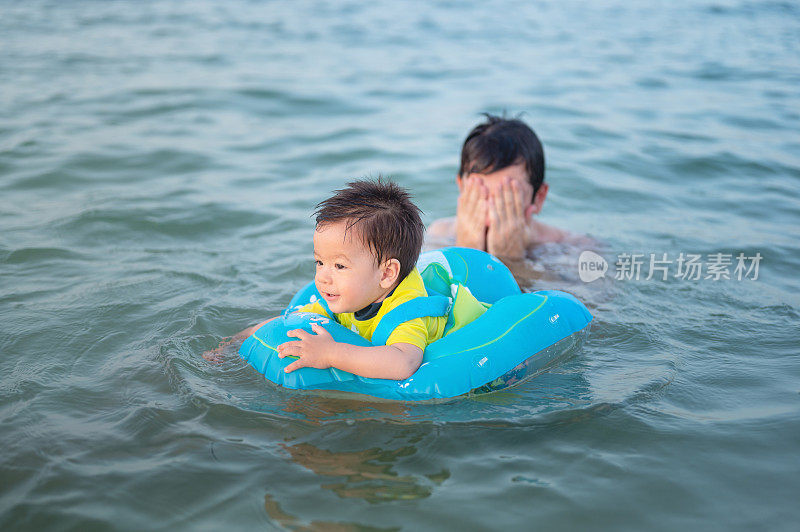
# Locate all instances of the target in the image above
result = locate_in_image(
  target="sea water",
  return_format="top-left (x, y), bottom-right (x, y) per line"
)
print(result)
top-left (1, 1), bottom-right (799, 530)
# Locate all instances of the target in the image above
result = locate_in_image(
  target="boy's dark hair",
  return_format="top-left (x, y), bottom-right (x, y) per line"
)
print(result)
top-left (314, 178), bottom-right (424, 281)
top-left (459, 113), bottom-right (546, 199)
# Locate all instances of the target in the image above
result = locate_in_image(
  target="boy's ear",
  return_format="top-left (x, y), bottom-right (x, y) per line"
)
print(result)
top-left (530, 182), bottom-right (549, 216)
top-left (456, 174), bottom-right (464, 192)
top-left (379, 258), bottom-right (401, 288)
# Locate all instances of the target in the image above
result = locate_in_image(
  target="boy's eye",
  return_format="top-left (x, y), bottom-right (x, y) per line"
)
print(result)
top-left (335, 263), bottom-right (346, 270)
top-left (315, 260), bottom-right (322, 266)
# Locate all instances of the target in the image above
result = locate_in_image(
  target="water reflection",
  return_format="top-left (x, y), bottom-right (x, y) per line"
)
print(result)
top-left (280, 440), bottom-right (448, 503)
top-left (263, 493), bottom-right (400, 531)
top-left (263, 423), bottom-right (448, 529)
top-left (279, 394), bottom-right (415, 424)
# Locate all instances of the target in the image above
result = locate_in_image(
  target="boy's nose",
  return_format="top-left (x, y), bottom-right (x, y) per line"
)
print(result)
top-left (315, 268), bottom-right (331, 285)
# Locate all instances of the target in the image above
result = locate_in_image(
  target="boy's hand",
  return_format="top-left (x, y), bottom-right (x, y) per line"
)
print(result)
top-left (455, 176), bottom-right (489, 251)
top-left (486, 178), bottom-right (532, 260)
top-left (202, 317), bottom-right (276, 364)
top-left (202, 347), bottom-right (224, 363)
top-left (203, 337), bottom-right (234, 363)
top-left (278, 323), bottom-right (336, 373)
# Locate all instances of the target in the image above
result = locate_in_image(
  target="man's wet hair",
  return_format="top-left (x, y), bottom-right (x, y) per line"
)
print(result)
top-left (459, 113), bottom-right (546, 199)
top-left (314, 178), bottom-right (424, 281)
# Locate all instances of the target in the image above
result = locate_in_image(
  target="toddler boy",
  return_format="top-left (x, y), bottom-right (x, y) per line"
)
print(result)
top-left (257, 179), bottom-right (447, 380)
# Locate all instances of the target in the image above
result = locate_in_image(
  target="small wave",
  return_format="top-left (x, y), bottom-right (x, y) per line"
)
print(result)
top-left (2, 247), bottom-right (87, 265)
top-left (54, 203), bottom-right (277, 243)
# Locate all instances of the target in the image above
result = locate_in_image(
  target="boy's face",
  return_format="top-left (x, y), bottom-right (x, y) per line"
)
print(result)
top-left (313, 221), bottom-right (393, 314)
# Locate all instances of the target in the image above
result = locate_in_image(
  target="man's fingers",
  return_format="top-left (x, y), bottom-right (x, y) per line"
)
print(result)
top-left (456, 176), bottom-right (491, 251)
top-left (478, 196), bottom-right (489, 227)
top-left (479, 180), bottom-right (488, 199)
top-left (502, 179), bottom-right (517, 218)
top-left (458, 177), bottom-right (489, 231)
top-left (458, 179), bottom-right (476, 214)
top-left (515, 180), bottom-right (533, 217)
top-left (488, 197), bottom-right (498, 225)
top-left (493, 183), bottom-right (507, 220)
top-left (509, 180), bottom-right (522, 217)
top-left (519, 179), bottom-right (534, 199)
top-left (467, 178), bottom-right (477, 206)
top-left (463, 177), bottom-right (479, 208)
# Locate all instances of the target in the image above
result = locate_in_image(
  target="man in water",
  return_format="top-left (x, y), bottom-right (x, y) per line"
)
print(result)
top-left (427, 114), bottom-right (578, 261)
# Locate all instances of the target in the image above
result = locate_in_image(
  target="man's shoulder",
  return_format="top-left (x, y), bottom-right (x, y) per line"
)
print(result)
top-left (425, 217), bottom-right (456, 250)
top-left (529, 220), bottom-right (579, 246)
top-left (427, 216), bottom-right (456, 237)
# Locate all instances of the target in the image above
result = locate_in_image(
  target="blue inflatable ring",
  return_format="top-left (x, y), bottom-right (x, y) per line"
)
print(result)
top-left (239, 247), bottom-right (592, 401)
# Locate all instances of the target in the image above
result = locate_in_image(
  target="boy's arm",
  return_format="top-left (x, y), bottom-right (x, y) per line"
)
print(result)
top-left (203, 302), bottom-right (330, 363)
top-left (202, 317), bottom-right (276, 362)
top-left (239, 318), bottom-right (276, 339)
top-left (277, 323), bottom-right (423, 380)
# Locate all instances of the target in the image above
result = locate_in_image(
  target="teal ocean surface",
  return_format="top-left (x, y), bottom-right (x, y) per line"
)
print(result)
top-left (2, 1), bottom-right (799, 530)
